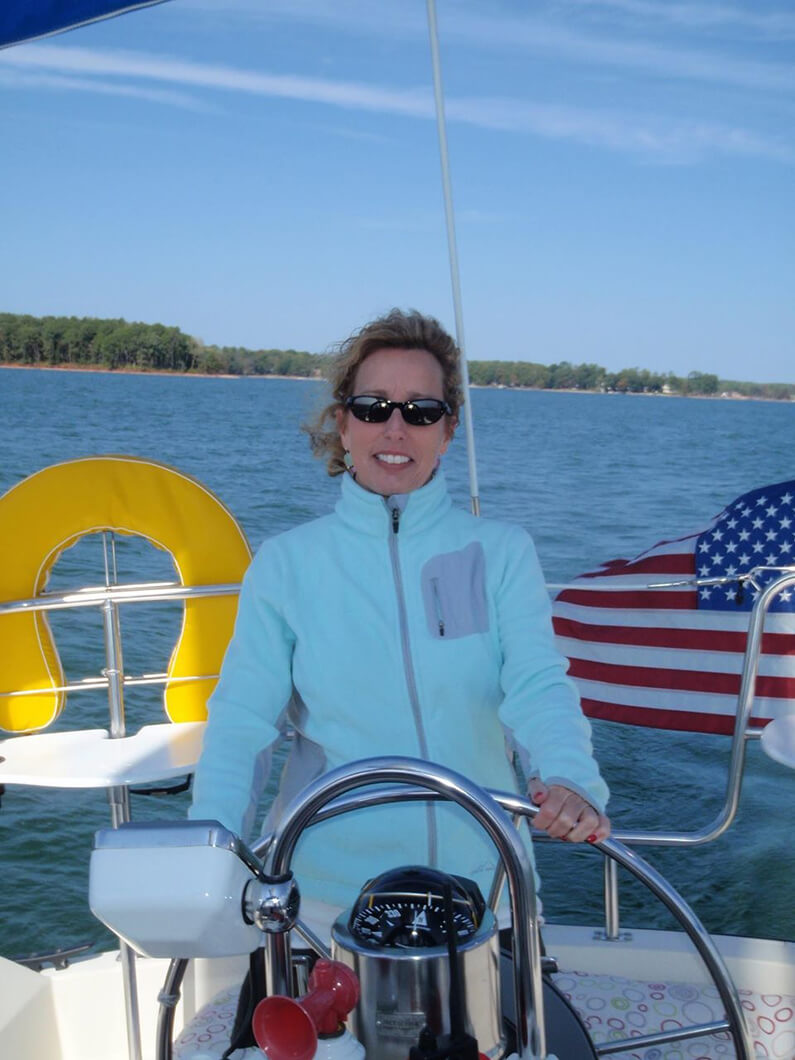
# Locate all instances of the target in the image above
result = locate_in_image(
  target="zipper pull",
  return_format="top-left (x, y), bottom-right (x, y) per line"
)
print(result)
top-left (431, 577), bottom-right (445, 637)
top-left (391, 506), bottom-right (400, 534)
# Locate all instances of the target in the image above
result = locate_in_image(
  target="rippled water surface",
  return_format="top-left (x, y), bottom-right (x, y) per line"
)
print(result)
top-left (0, 367), bottom-right (793, 956)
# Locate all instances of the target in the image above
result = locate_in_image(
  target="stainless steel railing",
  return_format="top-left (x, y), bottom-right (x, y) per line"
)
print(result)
top-left (257, 768), bottom-right (753, 1060)
top-left (548, 565), bottom-right (795, 940)
top-left (153, 765), bottom-right (754, 1060)
top-left (0, 579), bottom-right (239, 702)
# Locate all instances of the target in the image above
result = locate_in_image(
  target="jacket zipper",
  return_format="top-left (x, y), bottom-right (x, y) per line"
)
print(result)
top-left (430, 577), bottom-right (446, 637)
top-left (388, 503), bottom-right (438, 866)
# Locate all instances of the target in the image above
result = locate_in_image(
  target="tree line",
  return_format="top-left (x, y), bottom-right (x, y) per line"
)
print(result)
top-left (0, 313), bottom-right (323, 378)
top-left (1, 313), bottom-right (792, 399)
top-left (467, 359), bottom-right (727, 396)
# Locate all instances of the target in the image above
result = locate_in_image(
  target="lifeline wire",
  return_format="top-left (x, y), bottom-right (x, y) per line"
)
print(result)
top-left (426, 0), bottom-right (481, 516)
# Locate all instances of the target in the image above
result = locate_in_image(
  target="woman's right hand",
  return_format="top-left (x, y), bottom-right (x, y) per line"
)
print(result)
top-left (527, 778), bottom-right (610, 844)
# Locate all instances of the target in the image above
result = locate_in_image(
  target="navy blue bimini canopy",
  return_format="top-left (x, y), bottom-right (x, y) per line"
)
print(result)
top-left (0, 1), bottom-right (171, 49)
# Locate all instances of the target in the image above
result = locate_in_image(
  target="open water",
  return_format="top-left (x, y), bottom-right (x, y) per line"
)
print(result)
top-left (0, 366), bottom-right (793, 959)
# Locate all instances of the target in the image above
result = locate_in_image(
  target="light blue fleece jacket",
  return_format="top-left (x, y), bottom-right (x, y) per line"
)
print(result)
top-left (189, 470), bottom-right (608, 909)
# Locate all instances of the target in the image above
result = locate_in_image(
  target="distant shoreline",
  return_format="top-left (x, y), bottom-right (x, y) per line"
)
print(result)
top-left (0, 361), bottom-right (322, 383)
top-left (1, 361), bottom-right (791, 401)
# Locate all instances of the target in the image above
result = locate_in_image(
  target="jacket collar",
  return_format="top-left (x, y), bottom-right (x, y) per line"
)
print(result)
top-left (335, 467), bottom-right (453, 537)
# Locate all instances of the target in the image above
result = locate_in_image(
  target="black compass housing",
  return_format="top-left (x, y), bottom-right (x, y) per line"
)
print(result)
top-left (347, 865), bottom-right (486, 950)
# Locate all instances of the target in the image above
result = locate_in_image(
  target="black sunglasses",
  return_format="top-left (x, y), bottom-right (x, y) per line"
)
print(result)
top-left (345, 395), bottom-right (452, 426)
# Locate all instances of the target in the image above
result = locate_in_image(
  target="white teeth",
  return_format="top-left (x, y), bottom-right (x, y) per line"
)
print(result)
top-left (376, 453), bottom-right (410, 465)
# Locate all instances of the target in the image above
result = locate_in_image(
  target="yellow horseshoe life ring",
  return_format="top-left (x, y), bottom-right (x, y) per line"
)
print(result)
top-left (0, 456), bottom-right (252, 733)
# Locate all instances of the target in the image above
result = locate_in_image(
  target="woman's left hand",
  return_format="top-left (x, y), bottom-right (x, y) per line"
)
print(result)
top-left (527, 779), bottom-right (611, 843)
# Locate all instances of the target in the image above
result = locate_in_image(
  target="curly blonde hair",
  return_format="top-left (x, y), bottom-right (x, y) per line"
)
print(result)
top-left (305, 309), bottom-right (463, 476)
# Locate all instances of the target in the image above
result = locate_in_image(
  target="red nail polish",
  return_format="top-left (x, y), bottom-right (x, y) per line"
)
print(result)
top-left (587, 834), bottom-right (597, 843)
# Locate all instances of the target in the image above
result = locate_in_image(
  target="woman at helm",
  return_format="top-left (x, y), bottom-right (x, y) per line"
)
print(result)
top-left (190, 309), bottom-right (609, 922)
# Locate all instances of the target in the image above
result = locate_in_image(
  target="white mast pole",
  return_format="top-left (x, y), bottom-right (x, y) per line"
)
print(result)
top-left (426, 0), bottom-right (481, 516)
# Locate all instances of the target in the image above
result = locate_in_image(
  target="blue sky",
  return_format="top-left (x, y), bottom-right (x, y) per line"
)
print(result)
top-left (1, 0), bottom-right (793, 382)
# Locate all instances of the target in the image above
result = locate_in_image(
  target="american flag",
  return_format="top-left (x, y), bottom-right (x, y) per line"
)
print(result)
top-left (552, 481), bottom-right (795, 735)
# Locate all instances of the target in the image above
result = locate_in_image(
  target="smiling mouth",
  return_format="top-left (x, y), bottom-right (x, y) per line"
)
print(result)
top-left (376, 453), bottom-right (411, 465)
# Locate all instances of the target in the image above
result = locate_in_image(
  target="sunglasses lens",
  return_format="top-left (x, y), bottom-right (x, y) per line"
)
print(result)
top-left (348, 397), bottom-right (391, 423)
top-left (403, 400), bottom-right (446, 425)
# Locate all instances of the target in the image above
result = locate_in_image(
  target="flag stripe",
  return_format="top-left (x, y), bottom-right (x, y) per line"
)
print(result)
top-left (554, 616), bottom-right (795, 656)
top-left (556, 588), bottom-right (696, 609)
top-left (553, 601), bottom-right (795, 634)
top-left (581, 699), bottom-right (748, 735)
top-left (566, 657), bottom-right (795, 697)
top-left (572, 676), bottom-right (787, 720)
top-left (557, 638), bottom-right (795, 681)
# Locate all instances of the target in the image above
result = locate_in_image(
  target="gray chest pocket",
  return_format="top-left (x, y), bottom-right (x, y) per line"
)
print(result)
top-left (421, 542), bottom-right (489, 640)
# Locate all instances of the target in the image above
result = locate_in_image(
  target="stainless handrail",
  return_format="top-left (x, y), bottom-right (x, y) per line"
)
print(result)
top-left (551, 568), bottom-right (795, 935)
top-left (155, 770), bottom-right (754, 1060)
top-left (252, 777), bottom-right (753, 1060)
top-left (607, 569), bottom-right (795, 848)
top-left (499, 792), bottom-right (754, 1058)
top-left (0, 579), bottom-right (240, 616)
top-left (263, 757), bottom-right (548, 1060)
top-left (0, 673), bottom-right (220, 700)
top-left (101, 532), bottom-right (141, 1060)
top-left (0, 578), bottom-right (239, 699)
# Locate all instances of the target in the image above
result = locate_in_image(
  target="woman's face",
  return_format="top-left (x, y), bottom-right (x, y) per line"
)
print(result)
top-left (338, 346), bottom-right (455, 496)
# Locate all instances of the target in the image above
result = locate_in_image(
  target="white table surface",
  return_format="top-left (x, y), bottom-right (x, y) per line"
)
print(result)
top-left (0, 721), bottom-right (205, 787)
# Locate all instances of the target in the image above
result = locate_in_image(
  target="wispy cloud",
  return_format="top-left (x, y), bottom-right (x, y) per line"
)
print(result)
top-left (2, 44), bottom-right (432, 116)
top-left (2, 43), bottom-right (792, 165)
top-left (179, 0), bottom-right (417, 33)
top-left (442, 10), bottom-right (794, 97)
top-left (0, 66), bottom-right (217, 111)
top-left (565, 0), bottom-right (795, 38)
top-left (448, 96), bottom-right (795, 165)
top-left (181, 0), bottom-right (795, 95)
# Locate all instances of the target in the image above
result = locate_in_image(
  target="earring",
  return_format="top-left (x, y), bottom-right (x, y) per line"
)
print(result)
top-left (343, 450), bottom-right (355, 472)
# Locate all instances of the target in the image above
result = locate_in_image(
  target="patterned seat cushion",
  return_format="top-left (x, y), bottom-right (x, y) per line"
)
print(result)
top-left (553, 969), bottom-right (795, 1059)
top-left (173, 972), bottom-right (795, 1059)
top-left (173, 986), bottom-right (251, 1059)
